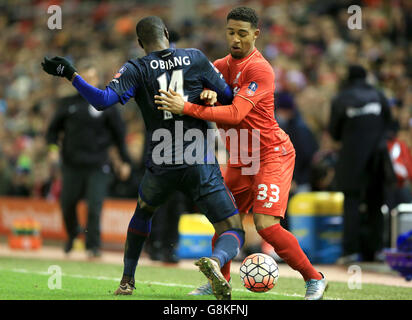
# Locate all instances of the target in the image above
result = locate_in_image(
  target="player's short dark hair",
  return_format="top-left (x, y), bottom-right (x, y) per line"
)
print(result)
top-left (136, 16), bottom-right (166, 45)
top-left (347, 65), bottom-right (367, 81)
top-left (227, 7), bottom-right (259, 29)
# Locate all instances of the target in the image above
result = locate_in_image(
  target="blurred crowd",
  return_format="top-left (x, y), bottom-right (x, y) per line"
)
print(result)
top-left (0, 0), bottom-right (411, 202)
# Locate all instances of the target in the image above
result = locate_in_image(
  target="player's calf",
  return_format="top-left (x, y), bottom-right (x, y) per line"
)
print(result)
top-left (257, 218), bottom-right (322, 282)
top-left (210, 228), bottom-right (245, 269)
top-left (118, 197), bottom-right (156, 294)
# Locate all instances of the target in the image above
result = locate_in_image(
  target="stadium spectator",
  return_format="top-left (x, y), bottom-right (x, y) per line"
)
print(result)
top-left (386, 119), bottom-right (412, 210)
top-left (309, 152), bottom-right (337, 192)
top-left (275, 91), bottom-right (319, 194)
top-left (274, 90), bottom-right (319, 231)
top-left (329, 64), bottom-right (395, 264)
top-left (0, 154), bottom-right (12, 195)
top-left (45, 64), bottom-right (132, 258)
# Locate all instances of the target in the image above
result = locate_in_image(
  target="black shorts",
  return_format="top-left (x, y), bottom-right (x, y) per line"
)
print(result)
top-left (138, 164), bottom-right (238, 224)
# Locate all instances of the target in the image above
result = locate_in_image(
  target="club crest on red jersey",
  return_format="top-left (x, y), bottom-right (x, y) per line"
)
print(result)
top-left (246, 81), bottom-right (258, 96)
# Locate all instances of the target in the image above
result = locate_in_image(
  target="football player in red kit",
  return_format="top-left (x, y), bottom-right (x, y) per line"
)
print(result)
top-left (155, 7), bottom-right (328, 300)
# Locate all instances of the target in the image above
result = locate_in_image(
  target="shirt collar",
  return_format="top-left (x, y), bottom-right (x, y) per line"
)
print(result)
top-left (229, 48), bottom-right (258, 66)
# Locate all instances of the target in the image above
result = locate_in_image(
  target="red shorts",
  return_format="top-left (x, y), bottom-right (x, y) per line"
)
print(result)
top-left (222, 149), bottom-right (295, 218)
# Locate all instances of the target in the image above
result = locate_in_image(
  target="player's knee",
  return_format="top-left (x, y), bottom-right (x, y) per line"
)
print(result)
top-left (136, 196), bottom-right (156, 218)
top-left (253, 213), bottom-right (281, 232)
top-left (230, 213), bottom-right (244, 230)
top-left (213, 214), bottom-right (244, 235)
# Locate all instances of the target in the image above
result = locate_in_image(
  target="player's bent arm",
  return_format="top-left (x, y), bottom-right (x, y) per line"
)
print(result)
top-left (71, 73), bottom-right (120, 110)
top-left (202, 82), bottom-right (233, 106)
top-left (194, 49), bottom-right (233, 105)
top-left (183, 95), bottom-right (253, 125)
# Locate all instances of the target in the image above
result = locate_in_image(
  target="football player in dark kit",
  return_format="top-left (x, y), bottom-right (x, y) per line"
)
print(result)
top-left (41, 16), bottom-right (244, 300)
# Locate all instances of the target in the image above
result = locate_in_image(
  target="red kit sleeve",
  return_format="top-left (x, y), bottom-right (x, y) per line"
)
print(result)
top-left (183, 61), bottom-right (274, 125)
top-left (183, 96), bottom-right (253, 125)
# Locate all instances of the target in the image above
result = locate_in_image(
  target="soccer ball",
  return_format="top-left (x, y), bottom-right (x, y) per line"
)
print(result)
top-left (239, 253), bottom-right (279, 292)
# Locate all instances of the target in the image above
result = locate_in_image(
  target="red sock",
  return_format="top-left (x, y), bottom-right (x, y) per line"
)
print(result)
top-left (212, 232), bottom-right (231, 282)
top-left (258, 223), bottom-right (322, 281)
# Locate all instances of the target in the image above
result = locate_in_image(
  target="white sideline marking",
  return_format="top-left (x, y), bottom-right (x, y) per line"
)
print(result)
top-left (1, 267), bottom-right (338, 300)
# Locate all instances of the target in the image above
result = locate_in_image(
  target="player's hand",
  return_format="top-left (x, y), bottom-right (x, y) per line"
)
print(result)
top-left (200, 89), bottom-right (217, 105)
top-left (118, 162), bottom-right (131, 181)
top-left (154, 89), bottom-right (185, 115)
top-left (41, 56), bottom-right (77, 81)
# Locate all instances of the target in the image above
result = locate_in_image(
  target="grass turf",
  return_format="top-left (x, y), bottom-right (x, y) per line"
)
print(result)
top-left (0, 257), bottom-right (411, 300)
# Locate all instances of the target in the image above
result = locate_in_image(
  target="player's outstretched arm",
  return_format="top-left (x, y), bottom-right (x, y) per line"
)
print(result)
top-left (41, 56), bottom-right (119, 110)
top-left (155, 89), bottom-right (253, 125)
top-left (72, 75), bottom-right (119, 110)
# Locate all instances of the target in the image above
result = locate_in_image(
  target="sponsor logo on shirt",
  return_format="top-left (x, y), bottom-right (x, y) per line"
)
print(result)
top-left (246, 81), bottom-right (258, 96)
top-left (114, 66), bottom-right (127, 79)
top-left (233, 86), bottom-right (240, 96)
top-left (263, 202), bottom-right (273, 208)
top-left (346, 102), bottom-right (382, 118)
top-left (233, 71), bottom-right (241, 84)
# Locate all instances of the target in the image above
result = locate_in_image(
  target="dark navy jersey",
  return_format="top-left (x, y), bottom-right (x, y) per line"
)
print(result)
top-left (107, 48), bottom-right (232, 174)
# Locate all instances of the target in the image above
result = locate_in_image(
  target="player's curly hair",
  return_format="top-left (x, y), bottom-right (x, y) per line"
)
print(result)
top-left (227, 7), bottom-right (259, 29)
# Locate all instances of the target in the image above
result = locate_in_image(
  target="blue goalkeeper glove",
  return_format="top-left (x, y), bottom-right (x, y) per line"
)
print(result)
top-left (41, 56), bottom-right (77, 81)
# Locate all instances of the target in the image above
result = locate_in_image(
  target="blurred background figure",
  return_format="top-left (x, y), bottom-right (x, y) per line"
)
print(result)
top-left (275, 91), bottom-right (319, 230)
top-left (329, 65), bottom-right (395, 264)
top-left (45, 64), bottom-right (132, 258)
top-left (386, 118), bottom-right (412, 210)
top-left (275, 91), bottom-right (319, 194)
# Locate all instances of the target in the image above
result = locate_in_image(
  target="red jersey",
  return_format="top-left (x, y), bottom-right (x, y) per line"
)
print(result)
top-left (387, 138), bottom-right (412, 187)
top-left (183, 48), bottom-right (293, 167)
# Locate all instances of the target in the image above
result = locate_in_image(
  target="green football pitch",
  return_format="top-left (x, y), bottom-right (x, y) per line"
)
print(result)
top-left (0, 257), bottom-right (411, 301)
